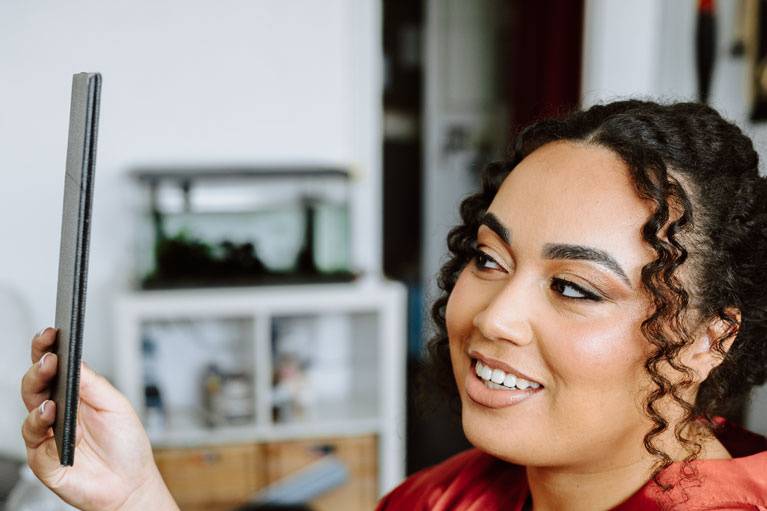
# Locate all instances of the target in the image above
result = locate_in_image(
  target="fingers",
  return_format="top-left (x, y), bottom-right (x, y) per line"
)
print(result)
top-left (22, 351), bottom-right (129, 417)
top-left (22, 399), bottom-right (56, 450)
top-left (31, 327), bottom-right (57, 364)
top-left (21, 352), bottom-right (58, 412)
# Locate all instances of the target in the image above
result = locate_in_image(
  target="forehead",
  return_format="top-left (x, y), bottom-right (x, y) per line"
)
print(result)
top-left (487, 141), bottom-right (653, 261)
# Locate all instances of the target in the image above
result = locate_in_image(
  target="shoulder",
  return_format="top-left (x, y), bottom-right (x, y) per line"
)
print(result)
top-left (623, 450), bottom-right (767, 510)
top-left (690, 450), bottom-right (767, 510)
top-left (376, 449), bottom-right (527, 511)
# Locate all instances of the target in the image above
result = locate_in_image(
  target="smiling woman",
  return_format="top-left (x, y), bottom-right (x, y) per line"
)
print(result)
top-left (378, 101), bottom-right (767, 510)
top-left (18, 100), bottom-right (767, 511)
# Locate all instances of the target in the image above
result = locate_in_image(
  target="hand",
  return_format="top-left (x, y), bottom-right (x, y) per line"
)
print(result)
top-left (20, 327), bottom-right (179, 511)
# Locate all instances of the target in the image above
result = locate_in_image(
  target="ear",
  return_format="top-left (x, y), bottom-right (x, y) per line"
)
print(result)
top-left (687, 307), bottom-right (740, 381)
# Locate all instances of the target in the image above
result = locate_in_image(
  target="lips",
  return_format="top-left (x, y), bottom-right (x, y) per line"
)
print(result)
top-left (474, 360), bottom-right (541, 390)
top-left (469, 351), bottom-right (544, 387)
top-left (463, 353), bottom-right (544, 409)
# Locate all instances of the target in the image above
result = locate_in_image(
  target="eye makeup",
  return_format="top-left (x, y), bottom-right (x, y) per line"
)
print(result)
top-left (476, 251), bottom-right (505, 272)
top-left (542, 243), bottom-right (632, 289)
top-left (469, 245), bottom-right (506, 273)
top-left (469, 245), bottom-right (605, 303)
top-left (550, 277), bottom-right (603, 302)
top-left (476, 213), bottom-right (633, 290)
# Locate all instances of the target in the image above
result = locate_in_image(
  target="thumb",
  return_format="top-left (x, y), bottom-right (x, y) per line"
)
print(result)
top-left (78, 362), bottom-right (131, 412)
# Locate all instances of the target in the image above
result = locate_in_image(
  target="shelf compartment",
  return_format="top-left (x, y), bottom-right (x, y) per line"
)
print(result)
top-left (138, 316), bottom-right (257, 436)
top-left (270, 312), bottom-right (380, 427)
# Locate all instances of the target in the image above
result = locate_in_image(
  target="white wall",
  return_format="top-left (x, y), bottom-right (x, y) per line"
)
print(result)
top-left (582, 0), bottom-right (665, 103)
top-left (582, 0), bottom-right (767, 434)
top-left (0, 0), bottom-right (381, 458)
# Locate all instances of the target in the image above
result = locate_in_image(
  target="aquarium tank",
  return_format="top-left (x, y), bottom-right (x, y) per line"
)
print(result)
top-left (131, 167), bottom-right (354, 289)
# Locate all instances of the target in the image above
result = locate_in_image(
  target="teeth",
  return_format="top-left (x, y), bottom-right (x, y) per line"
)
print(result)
top-left (474, 360), bottom-right (541, 391)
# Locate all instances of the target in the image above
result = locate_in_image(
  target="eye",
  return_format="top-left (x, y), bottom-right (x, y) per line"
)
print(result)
top-left (551, 277), bottom-right (602, 302)
top-left (471, 247), bottom-right (504, 272)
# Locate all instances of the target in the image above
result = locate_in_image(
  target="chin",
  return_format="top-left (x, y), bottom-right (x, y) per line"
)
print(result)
top-left (459, 397), bottom-right (585, 468)
top-left (459, 397), bottom-right (537, 466)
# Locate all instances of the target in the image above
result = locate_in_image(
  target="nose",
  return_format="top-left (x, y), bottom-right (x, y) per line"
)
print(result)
top-left (472, 278), bottom-right (535, 346)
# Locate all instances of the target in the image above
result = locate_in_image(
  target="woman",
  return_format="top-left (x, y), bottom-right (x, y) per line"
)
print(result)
top-left (20, 101), bottom-right (767, 510)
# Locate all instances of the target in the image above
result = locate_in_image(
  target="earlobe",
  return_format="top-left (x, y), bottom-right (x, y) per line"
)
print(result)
top-left (692, 309), bottom-right (740, 371)
top-left (709, 308), bottom-right (741, 355)
top-left (687, 333), bottom-right (720, 383)
top-left (689, 309), bottom-right (740, 380)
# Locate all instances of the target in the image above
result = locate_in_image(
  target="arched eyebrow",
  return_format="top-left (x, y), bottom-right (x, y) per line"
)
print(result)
top-left (478, 211), bottom-right (633, 289)
top-left (542, 244), bottom-right (632, 289)
top-left (478, 212), bottom-right (511, 244)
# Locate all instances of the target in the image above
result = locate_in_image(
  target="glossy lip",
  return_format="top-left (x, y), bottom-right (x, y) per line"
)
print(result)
top-left (464, 359), bottom-right (544, 409)
top-left (468, 350), bottom-right (544, 387)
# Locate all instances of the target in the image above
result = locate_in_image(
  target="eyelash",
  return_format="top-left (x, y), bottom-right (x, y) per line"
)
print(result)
top-left (470, 247), bottom-right (603, 302)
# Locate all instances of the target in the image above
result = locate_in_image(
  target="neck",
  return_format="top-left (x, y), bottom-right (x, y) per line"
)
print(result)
top-left (524, 425), bottom-right (730, 511)
top-left (525, 452), bottom-right (655, 511)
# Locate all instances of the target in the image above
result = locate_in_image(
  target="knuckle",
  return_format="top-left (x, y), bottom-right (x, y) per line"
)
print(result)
top-left (31, 336), bottom-right (52, 361)
top-left (19, 371), bottom-right (30, 395)
top-left (21, 412), bottom-right (45, 448)
top-left (20, 367), bottom-right (36, 392)
top-left (21, 391), bottom-right (38, 412)
top-left (21, 417), bottom-right (33, 444)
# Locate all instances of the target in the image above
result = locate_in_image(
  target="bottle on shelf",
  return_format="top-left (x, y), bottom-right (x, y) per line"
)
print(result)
top-left (141, 336), bottom-right (166, 433)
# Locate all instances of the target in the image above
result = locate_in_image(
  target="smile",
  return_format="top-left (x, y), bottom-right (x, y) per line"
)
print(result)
top-left (475, 360), bottom-right (541, 390)
top-left (464, 358), bottom-right (544, 409)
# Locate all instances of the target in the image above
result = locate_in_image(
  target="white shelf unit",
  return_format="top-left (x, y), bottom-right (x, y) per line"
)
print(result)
top-left (114, 279), bottom-right (407, 496)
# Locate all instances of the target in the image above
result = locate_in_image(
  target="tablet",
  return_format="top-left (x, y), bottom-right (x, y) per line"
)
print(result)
top-left (51, 72), bottom-right (101, 466)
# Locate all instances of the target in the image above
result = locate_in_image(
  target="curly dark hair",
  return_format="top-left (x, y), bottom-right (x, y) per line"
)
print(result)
top-left (425, 100), bottom-right (767, 487)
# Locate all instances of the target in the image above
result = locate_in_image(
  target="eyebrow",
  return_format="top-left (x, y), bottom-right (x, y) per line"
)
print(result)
top-left (478, 212), bottom-right (511, 245)
top-left (478, 211), bottom-right (633, 288)
top-left (542, 244), bottom-right (632, 288)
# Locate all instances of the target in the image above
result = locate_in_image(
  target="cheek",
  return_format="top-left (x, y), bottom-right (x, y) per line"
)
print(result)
top-left (445, 268), bottom-right (483, 342)
top-left (445, 269), bottom-right (485, 381)
top-left (545, 313), bottom-right (649, 398)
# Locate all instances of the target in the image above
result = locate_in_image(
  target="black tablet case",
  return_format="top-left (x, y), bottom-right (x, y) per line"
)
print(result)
top-left (52, 72), bottom-right (101, 466)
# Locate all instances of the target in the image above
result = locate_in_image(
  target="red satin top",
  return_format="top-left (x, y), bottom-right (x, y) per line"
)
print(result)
top-left (377, 421), bottom-right (767, 510)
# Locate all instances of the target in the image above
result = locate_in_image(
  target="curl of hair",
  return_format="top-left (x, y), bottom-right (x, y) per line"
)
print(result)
top-left (424, 100), bottom-right (767, 489)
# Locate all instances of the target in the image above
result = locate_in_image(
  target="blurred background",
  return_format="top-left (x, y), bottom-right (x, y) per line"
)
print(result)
top-left (1, 0), bottom-right (766, 509)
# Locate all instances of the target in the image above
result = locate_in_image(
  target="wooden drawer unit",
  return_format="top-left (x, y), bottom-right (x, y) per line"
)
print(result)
top-left (265, 435), bottom-right (378, 511)
top-left (154, 443), bottom-right (266, 511)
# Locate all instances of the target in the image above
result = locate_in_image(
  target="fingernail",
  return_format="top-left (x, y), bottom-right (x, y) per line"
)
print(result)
top-left (39, 400), bottom-right (48, 416)
top-left (35, 327), bottom-right (48, 338)
top-left (39, 352), bottom-right (51, 369)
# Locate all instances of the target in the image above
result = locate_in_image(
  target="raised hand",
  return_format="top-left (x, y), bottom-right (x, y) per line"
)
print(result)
top-left (20, 328), bottom-right (179, 511)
